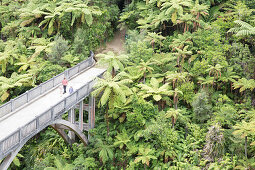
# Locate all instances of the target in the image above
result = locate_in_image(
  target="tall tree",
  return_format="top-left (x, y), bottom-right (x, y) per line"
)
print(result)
top-left (170, 32), bottom-right (193, 50)
top-left (173, 88), bottom-right (183, 109)
top-left (176, 13), bottom-right (195, 32)
top-left (206, 64), bottom-right (223, 87)
top-left (97, 51), bottom-right (128, 78)
top-left (0, 40), bottom-right (22, 73)
top-left (219, 67), bottom-right (239, 92)
top-left (166, 71), bottom-right (188, 89)
top-left (161, 0), bottom-right (192, 24)
top-left (165, 108), bottom-right (182, 128)
top-left (173, 45), bottom-right (192, 71)
top-left (233, 121), bottom-right (255, 159)
top-left (92, 72), bottom-right (132, 135)
top-left (136, 59), bottom-right (154, 82)
top-left (144, 32), bottom-right (165, 51)
top-left (14, 55), bottom-right (36, 72)
top-left (190, 0), bottom-right (209, 31)
top-left (137, 77), bottom-right (173, 110)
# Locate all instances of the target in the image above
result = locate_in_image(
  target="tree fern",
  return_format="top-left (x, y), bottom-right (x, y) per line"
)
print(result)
top-left (228, 20), bottom-right (255, 36)
top-left (97, 51), bottom-right (128, 77)
top-left (233, 78), bottom-right (255, 92)
top-left (92, 72), bottom-right (132, 135)
top-left (0, 72), bottom-right (33, 101)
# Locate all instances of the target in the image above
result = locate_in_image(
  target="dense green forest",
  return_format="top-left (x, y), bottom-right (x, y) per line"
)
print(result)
top-left (1, 0), bottom-right (255, 169)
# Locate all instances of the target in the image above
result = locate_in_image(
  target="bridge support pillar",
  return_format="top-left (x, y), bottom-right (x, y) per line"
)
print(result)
top-left (79, 101), bottom-right (84, 131)
top-left (68, 108), bottom-right (75, 143)
top-left (88, 95), bottom-right (95, 140)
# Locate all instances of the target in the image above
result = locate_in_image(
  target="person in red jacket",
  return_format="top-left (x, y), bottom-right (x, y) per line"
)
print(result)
top-left (62, 78), bottom-right (68, 94)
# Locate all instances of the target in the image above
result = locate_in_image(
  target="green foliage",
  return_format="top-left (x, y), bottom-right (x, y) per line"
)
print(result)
top-left (94, 139), bottom-right (114, 164)
top-left (125, 30), bottom-right (154, 63)
top-left (192, 90), bottom-right (212, 123)
top-left (233, 78), bottom-right (255, 93)
top-left (73, 156), bottom-right (98, 169)
top-left (126, 96), bottom-right (156, 128)
top-left (134, 146), bottom-right (157, 167)
top-left (228, 43), bottom-right (255, 79)
top-left (92, 72), bottom-right (132, 109)
top-left (137, 77), bottom-right (172, 102)
top-left (61, 54), bottom-right (79, 67)
top-left (213, 104), bottom-right (237, 128)
top-left (0, 72), bottom-right (33, 101)
top-left (97, 51), bottom-right (128, 77)
top-left (4, 0), bottom-right (255, 169)
top-left (71, 28), bottom-right (90, 57)
top-left (10, 153), bottom-right (24, 169)
top-left (233, 121), bottom-right (255, 140)
top-left (142, 112), bottom-right (179, 150)
top-left (37, 62), bottom-right (66, 82)
top-left (228, 20), bottom-right (255, 36)
top-left (114, 130), bottom-right (131, 150)
top-left (179, 81), bottom-right (195, 104)
top-left (48, 35), bottom-right (69, 65)
top-left (44, 156), bottom-right (74, 170)
top-left (223, 0), bottom-right (254, 21)
top-left (203, 124), bottom-right (224, 162)
top-left (161, 0), bottom-right (192, 24)
top-left (0, 39), bottom-right (26, 73)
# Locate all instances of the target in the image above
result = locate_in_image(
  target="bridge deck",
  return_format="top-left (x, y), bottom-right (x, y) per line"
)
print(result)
top-left (0, 67), bottom-right (105, 141)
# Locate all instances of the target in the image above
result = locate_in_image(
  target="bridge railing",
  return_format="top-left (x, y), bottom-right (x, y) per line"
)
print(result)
top-left (0, 69), bottom-right (104, 161)
top-left (0, 54), bottom-right (95, 120)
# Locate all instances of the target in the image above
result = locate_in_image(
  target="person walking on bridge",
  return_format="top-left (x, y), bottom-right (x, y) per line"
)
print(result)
top-left (62, 77), bottom-right (68, 94)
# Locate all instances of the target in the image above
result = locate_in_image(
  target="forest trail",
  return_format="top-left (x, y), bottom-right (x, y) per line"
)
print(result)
top-left (95, 29), bottom-right (125, 56)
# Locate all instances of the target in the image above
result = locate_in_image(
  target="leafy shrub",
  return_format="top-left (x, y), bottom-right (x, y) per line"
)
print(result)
top-left (72, 28), bottom-right (90, 57)
top-left (192, 90), bottom-right (212, 123)
top-left (203, 124), bottom-right (224, 162)
top-left (37, 62), bottom-right (66, 83)
top-left (48, 35), bottom-right (69, 65)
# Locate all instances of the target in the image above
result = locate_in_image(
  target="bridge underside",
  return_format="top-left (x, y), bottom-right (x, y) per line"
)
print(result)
top-left (0, 96), bottom-right (95, 170)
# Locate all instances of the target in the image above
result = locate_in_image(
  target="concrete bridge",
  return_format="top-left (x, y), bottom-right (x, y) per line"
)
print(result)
top-left (0, 54), bottom-right (105, 169)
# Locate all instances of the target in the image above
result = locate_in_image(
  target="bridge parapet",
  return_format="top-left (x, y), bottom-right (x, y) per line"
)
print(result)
top-left (0, 55), bottom-right (94, 120)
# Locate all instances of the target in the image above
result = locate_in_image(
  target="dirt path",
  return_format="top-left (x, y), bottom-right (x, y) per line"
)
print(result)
top-left (95, 29), bottom-right (125, 56)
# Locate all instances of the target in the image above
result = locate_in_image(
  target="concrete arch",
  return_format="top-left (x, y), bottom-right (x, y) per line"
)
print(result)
top-left (0, 119), bottom-right (88, 170)
top-left (50, 119), bottom-right (89, 146)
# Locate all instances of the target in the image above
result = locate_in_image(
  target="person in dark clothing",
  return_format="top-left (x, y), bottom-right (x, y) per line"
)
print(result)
top-left (62, 78), bottom-right (68, 94)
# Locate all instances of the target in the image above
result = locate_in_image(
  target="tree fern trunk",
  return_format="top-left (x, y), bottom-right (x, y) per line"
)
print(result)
top-left (105, 107), bottom-right (110, 136)
top-left (174, 96), bottom-right (178, 110)
top-left (172, 116), bottom-right (175, 129)
top-left (112, 68), bottom-right (115, 78)
top-left (143, 72), bottom-right (146, 84)
top-left (245, 136), bottom-right (247, 159)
